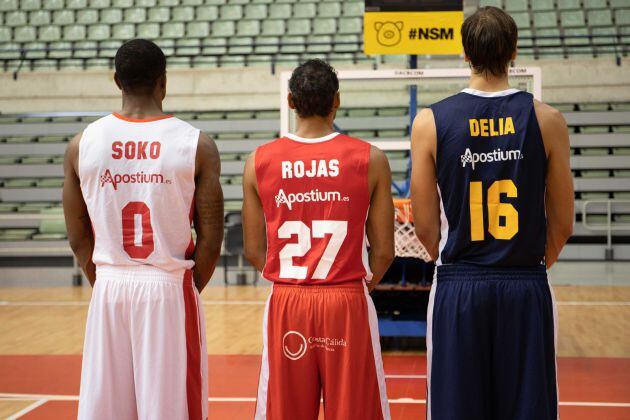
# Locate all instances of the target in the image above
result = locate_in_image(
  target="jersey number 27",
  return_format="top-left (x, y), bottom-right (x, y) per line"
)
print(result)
top-left (278, 220), bottom-right (347, 280)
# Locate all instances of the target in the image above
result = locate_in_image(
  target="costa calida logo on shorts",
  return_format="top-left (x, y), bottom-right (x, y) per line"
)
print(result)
top-left (282, 331), bottom-right (308, 361)
top-left (275, 189), bottom-right (349, 210)
top-left (282, 330), bottom-right (348, 361)
top-left (100, 169), bottom-right (171, 191)
top-left (460, 148), bottom-right (523, 170)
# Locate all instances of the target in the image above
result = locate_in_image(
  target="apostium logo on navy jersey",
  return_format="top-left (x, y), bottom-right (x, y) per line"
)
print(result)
top-left (460, 148), bottom-right (524, 170)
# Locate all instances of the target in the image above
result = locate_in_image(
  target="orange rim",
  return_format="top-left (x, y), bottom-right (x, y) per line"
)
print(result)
top-left (393, 198), bottom-right (413, 224)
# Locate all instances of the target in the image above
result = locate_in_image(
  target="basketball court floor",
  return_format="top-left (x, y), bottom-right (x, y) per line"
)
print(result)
top-left (0, 262), bottom-right (629, 419)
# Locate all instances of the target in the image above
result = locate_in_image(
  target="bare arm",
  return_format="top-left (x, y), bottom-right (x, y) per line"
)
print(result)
top-left (242, 152), bottom-right (267, 272)
top-left (410, 108), bottom-right (441, 261)
top-left (366, 146), bottom-right (395, 291)
top-left (535, 101), bottom-right (574, 268)
top-left (192, 132), bottom-right (224, 291)
top-left (63, 132), bottom-right (97, 286)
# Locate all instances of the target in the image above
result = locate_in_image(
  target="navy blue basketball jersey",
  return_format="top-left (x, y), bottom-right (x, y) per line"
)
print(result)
top-left (431, 88), bottom-right (547, 266)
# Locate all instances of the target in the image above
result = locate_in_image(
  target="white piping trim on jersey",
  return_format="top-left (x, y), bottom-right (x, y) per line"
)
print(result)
top-left (361, 205), bottom-right (373, 283)
top-left (548, 280), bottom-right (560, 420)
top-left (285, 132), bottom-right (340, 143)
top-left (461, 88), bottom-right (520, 97)
top-left (435, 185), bottom-right (449, 266)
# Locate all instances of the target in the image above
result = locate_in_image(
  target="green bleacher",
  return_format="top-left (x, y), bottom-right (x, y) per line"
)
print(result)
top-left (0, 0), bottom-right (628, 70)
top-left (481, 0), bottom-right (630, 58)
top-left (0, 104), bottom-right (629, 244)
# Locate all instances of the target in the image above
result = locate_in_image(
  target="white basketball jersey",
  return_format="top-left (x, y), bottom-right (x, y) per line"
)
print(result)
top-left (79, 113), bottom-right (199, 274)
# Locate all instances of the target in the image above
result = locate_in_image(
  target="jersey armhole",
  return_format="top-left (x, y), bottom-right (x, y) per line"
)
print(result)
top-left (191, 128), bottom-right (201, 182)
top-left (429, 105), bottom-right (441, 169)
top-left (529, 98), bottom-right (549, 167)
top-left (76, 128), bottom-right (90, 182)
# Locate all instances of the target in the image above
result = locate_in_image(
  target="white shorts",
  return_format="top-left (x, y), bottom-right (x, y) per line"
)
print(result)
top-left (78, 266), bottom-right (208, 420)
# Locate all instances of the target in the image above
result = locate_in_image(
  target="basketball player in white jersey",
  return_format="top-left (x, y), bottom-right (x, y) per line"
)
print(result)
top-left (63, 39), bottom-right (224, 420)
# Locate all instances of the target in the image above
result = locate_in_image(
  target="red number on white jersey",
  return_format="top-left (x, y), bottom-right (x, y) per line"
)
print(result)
top-left (122, 202), bottom-right (154, 259)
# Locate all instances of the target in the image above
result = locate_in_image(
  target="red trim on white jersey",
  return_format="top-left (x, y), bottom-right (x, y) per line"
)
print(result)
top-left (113, 113), bottom-right (174, 123)
top-left (183, 270), bottom-right (203, 420)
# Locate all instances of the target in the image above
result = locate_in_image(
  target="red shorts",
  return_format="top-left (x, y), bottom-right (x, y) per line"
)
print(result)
top-left (254, 283), bottom-right (390, 420)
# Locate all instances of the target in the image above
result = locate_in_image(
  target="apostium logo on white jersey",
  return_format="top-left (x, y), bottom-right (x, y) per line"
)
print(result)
top-left (99, 169), bottom-right (171, 191)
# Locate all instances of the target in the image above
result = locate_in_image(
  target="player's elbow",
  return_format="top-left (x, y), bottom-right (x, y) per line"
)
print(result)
top-left (372, 243), bottom-right (395, 267)
top-left (414, 225), bottom-right (437, 249)
top-left (553, 218), bottom-right (574, 242)
top-left (243, 243), bottom-right (265, 271)
top-left (414, 225), bottom-right (440, 261)
top-left (68, 233), bottom-right (88, 260)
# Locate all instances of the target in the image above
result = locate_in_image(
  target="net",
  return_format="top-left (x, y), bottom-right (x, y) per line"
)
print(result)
top-left (393, 198), bottom-right (432, 262)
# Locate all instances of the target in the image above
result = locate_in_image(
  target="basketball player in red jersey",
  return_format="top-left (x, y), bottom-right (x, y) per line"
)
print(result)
top-left (243, 59), bottom-right (395, 419)
top-left (63, 39), bottom-right (223, 419)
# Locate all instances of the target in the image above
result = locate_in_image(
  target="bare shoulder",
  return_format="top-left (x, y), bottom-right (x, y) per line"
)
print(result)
top-left (64, 131), bottom-right (83, 172)
top-left (534, 100), bottom-right (567, 130)
top-left (197, 131), bottom-right (219, 158)
top-left (244, 150), bottom-right (256, 174)
top-left (412, 108), bottom-right (435, 132)
top-left (368, 145), bottom-right (391, 193)
top-left (195, 132), bottom-right (220, 176)
top-left (369, 144), bottom-right (389, 167)
top-left (411, 108), bottom-right (437, 148)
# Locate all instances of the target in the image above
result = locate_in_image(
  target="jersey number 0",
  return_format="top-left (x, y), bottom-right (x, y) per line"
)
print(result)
top-left (122, 202), bottom-right (155, 259)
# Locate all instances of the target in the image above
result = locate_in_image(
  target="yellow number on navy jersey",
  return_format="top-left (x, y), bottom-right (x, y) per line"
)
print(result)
top-left (469, 180), bottom-right (519, 242)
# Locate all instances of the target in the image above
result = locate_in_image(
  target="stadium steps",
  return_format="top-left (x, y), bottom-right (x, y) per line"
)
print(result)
top-left (1, 0), bottom-right (629, 70)
top-left (0, 105), bottom-right (629, 245)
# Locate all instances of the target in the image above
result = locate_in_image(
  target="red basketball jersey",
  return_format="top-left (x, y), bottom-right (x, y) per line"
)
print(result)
top-left (255, 132), bottom-right (372, 285)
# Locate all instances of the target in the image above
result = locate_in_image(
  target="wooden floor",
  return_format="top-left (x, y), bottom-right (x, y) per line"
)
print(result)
top-left (0, 283), bottom-right (629, 419)
top-left (0, 284), bottom-right (628, 357)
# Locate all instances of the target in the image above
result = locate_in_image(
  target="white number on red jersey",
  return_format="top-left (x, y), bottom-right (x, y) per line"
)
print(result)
top-left (278, 220), bottom-right (348, 280)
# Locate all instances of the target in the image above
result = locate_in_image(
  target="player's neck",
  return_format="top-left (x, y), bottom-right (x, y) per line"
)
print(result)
top-left (293, 116), bottom-right (336, 139)
top-left (118, 95), bottom-right (165, 120)
top-left (468, 72), bottom-right (510, 93)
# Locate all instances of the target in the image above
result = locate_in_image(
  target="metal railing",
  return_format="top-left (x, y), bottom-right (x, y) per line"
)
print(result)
top-left (582, 199), bottom-right (630, 260)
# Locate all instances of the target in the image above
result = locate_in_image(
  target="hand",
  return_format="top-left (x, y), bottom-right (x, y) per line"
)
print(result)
top-left (366, 280), bottom-right (377, 293)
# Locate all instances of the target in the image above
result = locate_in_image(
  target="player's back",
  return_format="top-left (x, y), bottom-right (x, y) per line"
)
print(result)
top-left (255, 132), bottom-right (372, 285)
top-left (431, 88), bottom-right (547, 267)
top-left (79, 113), bottom-right (199, 275)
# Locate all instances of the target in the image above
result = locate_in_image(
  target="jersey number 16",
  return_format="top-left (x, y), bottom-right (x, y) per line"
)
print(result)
top-left (469, 180), bottom-right (519, 241)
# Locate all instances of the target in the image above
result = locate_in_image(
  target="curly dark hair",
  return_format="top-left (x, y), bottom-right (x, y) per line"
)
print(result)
top-left (288, 59), bottom-right (339, 118)
top-left (115, 39), bottom-right (166, 94)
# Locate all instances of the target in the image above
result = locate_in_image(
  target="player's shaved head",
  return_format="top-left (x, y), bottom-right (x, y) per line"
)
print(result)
top-left (289, 59), bottom-right (339, 118)
top-left (462, 7), bottom-right (518, 77)
top-left (114, 39), bottom-right (166, 95)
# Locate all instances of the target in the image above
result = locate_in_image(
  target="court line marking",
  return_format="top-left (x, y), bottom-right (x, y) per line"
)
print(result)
top-left (0, 300), bottom-right (267, 306)
top-left (2, 393), bottom-right (630, 408)
top-left (2, 300), bottom-right (630, 307)
top-left (5, 398), bottom-right (47, 419)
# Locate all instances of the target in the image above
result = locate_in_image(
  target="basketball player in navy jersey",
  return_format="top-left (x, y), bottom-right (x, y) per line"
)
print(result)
top-left (410, 7), bottom-right (574, 420)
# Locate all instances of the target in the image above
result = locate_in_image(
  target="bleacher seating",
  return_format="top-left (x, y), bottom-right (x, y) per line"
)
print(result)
top-left (0, 104), bottom-right (629, 253)
top-left (481, 0), bottom-right (630, 58)
top-left (0, 0), bottom-right (628, 71)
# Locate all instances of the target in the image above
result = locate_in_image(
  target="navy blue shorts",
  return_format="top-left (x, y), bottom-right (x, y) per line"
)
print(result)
top-left (427, 264), bottom-right (558, 420)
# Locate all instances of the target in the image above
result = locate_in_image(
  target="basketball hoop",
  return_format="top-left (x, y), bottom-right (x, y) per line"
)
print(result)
top-left (393, 198), bottom-right (432, 262)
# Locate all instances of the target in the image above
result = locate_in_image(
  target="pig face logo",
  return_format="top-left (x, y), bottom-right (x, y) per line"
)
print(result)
top-left (374, 21), bottom-right (404, 47)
